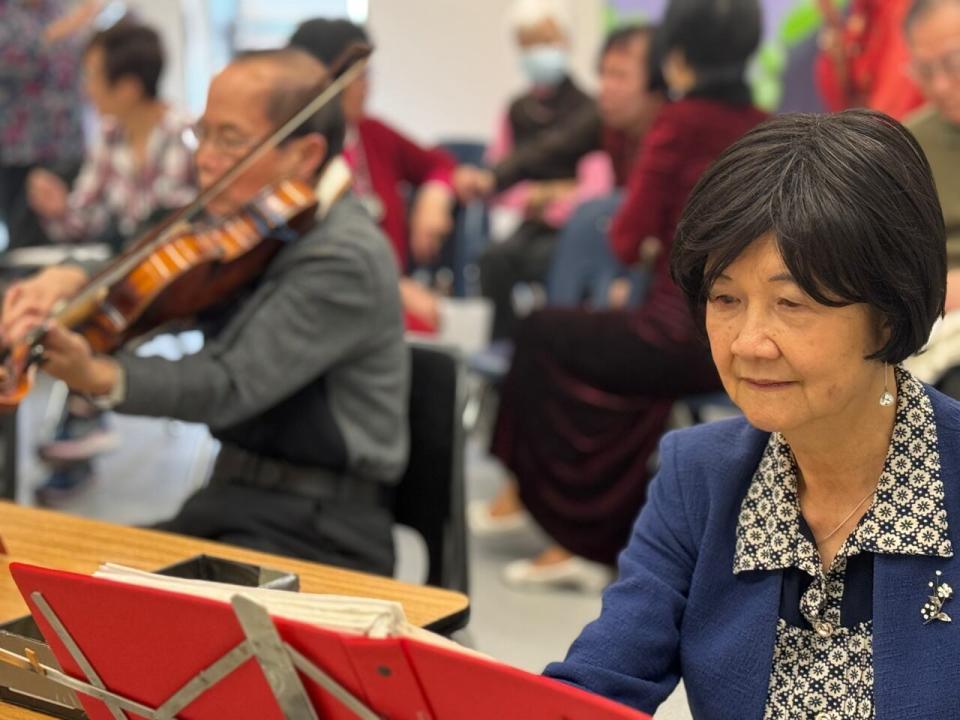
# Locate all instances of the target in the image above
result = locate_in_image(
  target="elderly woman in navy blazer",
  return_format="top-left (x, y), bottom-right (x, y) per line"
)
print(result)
top-left (545, 109), bottom-right (958, 719)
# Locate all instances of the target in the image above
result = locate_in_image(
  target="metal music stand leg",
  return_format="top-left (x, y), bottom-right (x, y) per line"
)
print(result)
top-left (30, 592), bottom-right (150, 720)
top-left (284, 644), bottom-right (381, 720)
top-left (17, 591), bottom-right (384, 720)
top-left (229, 596), bottom-right (383, 720)
top-left (154, 642), bottom-right (254, 720)
top-left (230, 595), bottom-right (319, 720)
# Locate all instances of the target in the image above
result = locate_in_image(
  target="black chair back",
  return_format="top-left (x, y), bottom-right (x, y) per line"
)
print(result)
top-left (394, 342), bottom-right (468, 595)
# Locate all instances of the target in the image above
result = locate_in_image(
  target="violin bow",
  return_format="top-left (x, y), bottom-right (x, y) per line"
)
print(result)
top-left (10, 44), bottom-right (373, 364)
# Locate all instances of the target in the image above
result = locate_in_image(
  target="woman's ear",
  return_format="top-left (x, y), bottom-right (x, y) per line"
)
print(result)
top-left (873, 310), bottom-right (893, 354)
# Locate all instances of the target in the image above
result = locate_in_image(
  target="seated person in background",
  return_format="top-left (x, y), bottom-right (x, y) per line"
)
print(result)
top-left (27, 18), bottom-right (195, 250)
top-left (546, 109), bottom-right (958, 720)
top-left (471, 0), bottom-right (607, 340)
top-left (904, 0), bottom-right (960, 267)
top-left (900, 0), bottom-right (960, 393)
top-left (0, 0), bottom-right (98, 250)
top-left (2, 48), bottom-right (409, 576)
top-left (23, 18), bottom-right (196, 500)
top-left (546, 24), bottom-right (663, 310)
top-left (815, 0), bottom-right (924, 119)
top-left (289, 18), bottom-right (456, 332)
top-left (456, 24), bottom-right (664, 334)
top-left (471, 0), bottom-right (766, 591)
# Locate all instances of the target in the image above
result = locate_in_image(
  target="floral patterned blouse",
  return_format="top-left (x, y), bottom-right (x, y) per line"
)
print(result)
top-left (41, 109), bottom-right (196, 244)
top-left (0, 1), bottom-right (85, 166)
top-left (732, 367), bottom-right (953, 719)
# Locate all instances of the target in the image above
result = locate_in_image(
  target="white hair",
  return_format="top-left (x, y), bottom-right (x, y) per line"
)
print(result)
top-left (508, 0), bottom-right (573, 35)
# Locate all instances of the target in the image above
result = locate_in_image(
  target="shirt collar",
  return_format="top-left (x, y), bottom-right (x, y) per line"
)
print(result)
top-left (314, 155), bottom-right (353, 219)
top-left (733, 366), bottom-right (953, 575)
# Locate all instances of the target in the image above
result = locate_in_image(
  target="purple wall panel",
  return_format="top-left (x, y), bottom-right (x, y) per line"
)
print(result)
top-left (608, 0), bottom-right (800, 41)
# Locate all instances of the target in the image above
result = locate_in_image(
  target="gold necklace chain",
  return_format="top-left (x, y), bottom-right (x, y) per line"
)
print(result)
top-left (811, 486), bottom-right (877, 546)
top-left (793, 451), bottom-right (879, 546)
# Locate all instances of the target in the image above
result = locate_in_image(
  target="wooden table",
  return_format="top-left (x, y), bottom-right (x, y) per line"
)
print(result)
top-left (0, 501), bottom-right (470, 719)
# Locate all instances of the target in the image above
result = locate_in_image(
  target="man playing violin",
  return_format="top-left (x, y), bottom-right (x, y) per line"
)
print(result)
top-left (0, 48), bottom-right (409, 576)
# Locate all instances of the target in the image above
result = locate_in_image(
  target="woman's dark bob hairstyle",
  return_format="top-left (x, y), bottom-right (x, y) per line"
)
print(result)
top-left (671, 110), bottom-right (946, 365)
top-left (656, 0), bottom-right (761, 73)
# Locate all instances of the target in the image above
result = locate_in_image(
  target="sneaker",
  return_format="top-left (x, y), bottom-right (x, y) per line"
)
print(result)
top-left (38, 412), bottom-right (120, 462)
top-left (34, 462), bottom-right (94, 506)
top-left (467, 498), bottom-right (533, 537)
top-left (502, 555), bottom-right (614, 593)
top-left (38, 427), bottom-right (120, 462)
top-left (467, 340), bottom-right (514, 381)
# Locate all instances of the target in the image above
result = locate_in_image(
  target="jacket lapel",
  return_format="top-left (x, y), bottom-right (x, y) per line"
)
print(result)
top-left (684, 559), bottom-right (783, 718)
top-left (729, 571), bottom-right (783, 719)
top-left (874, 387), bottom-right (960, 719)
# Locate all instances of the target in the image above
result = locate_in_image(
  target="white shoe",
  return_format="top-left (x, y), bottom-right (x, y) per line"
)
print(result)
top-left (38, 428), bottom-right (121, 462)
top-left (467, 499), bottom-right (533, 537)
top-left (502, 556), bottom-right (614, 593)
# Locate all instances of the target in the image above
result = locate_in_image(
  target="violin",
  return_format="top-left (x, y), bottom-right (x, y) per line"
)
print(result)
top-left (0, 47), bottom-right (371, 410)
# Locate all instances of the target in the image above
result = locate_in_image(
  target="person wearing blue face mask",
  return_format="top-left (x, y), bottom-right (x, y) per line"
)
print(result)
top-left (520, 44), bottom-right (570, 88)
top-left (466, 0), bottom-right (601, 341)
top-left (508, 0), bottom-right (585, 141)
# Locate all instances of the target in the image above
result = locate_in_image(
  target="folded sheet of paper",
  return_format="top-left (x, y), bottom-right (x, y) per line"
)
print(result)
top-left (93, 563), bottom-right (476, 655)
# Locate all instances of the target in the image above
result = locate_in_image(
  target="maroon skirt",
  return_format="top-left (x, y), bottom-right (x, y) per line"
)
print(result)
top-left (491, 308), bottom-right (721, 565)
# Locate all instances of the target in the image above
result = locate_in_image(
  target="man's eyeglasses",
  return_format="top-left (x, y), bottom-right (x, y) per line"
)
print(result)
top-left (908, 49), bottom-right (960, 86)
top-left (190, 122), bottom-right (261, 157)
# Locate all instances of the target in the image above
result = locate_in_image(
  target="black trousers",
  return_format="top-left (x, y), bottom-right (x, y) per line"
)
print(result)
top-left (153, 481), bottom-right (396, 577)
top-left (479, 219), bottom-right (558, 341)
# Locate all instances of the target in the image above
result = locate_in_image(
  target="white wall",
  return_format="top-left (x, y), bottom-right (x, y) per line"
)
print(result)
top-left (127, 0), bottom-right (189, 111)
top-left (366, 0), bottom-right (605, 145)
top-left (123, 0), bottom-right (608, 142)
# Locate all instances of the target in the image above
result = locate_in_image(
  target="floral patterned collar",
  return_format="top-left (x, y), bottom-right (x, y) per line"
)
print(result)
top-left (733, 367), bottom-right (954, 576)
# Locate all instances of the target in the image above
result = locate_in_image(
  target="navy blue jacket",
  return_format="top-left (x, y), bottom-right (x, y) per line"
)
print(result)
top-left (546, 385), bottom-right (960, 719)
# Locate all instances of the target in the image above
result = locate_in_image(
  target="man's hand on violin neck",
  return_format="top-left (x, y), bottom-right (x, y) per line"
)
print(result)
top-left (1, 265), bottom-right (88, 345)
top-left (39, 323), bottom-right (119, 397)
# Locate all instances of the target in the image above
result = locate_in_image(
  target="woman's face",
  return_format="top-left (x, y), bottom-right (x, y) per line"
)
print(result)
top-left (83, 46), bottom-right (122, 117)
top-left (341, 69), bottom-right (368, 124)
top-left (705, 235), bottom-right (887, 436)
top-left (661, 48), bottom-right (696, 96)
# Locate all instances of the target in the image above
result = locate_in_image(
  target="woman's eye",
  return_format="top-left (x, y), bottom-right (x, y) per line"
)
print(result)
top-left (778, 298), bottom-right (803, 309)
top-left (709, 294), bottom-right (738, 306)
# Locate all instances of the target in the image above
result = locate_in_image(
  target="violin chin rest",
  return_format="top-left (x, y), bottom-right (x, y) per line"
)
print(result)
top-left (0, 365), bottom-right (35, 411)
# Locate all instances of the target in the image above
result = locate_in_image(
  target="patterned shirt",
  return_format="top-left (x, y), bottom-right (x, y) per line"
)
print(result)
top-left (0, 0), bottom-right (86, 166)
top-left (43, 109), bottom-right (197, 244)
top-left (733, 366), bottom-right (953, 720)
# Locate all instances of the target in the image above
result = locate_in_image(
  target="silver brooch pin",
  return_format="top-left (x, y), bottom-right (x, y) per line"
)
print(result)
top-left (921, 571), bottom-right (953, 624)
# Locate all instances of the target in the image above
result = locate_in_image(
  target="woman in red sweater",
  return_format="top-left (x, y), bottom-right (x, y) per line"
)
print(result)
top-left (814, 0), bottom-right (924, 119)
top-left (290, 19), bottom-right (457, 330)
top-left (473, 0), bottom-right (769, 590)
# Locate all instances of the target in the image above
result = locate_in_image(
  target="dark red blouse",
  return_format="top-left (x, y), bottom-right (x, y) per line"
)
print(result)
top-left (610, 98), bottom-right (769, 346)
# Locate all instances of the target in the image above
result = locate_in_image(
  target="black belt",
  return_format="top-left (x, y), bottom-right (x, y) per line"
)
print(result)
top-left (211, 444), bottom-right (383, 504)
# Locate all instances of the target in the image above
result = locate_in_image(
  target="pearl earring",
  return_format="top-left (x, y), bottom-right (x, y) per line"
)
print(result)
top-left (880, 364), bottom-right (894, 407)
